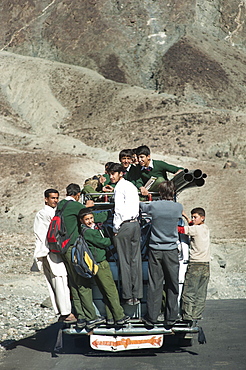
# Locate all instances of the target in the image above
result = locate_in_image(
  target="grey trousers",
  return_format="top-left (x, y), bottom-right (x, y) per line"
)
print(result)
top-left (181, 262), bottom-right (210, 321)
top-left (147, 248), bottom-right (179, 323)
top-left (113, 221), bottom-right (143, 300)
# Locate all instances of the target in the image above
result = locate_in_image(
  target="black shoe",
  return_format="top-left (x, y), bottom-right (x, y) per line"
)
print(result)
top-left (86, 316), bottom-right (106, 330)
top-left (182, 319), bottom-right (193, 327)
top-left (191, 320), bottom-right (198, 327)
top-left (164, 320), bottom-right (177, 330)
top-left (142, 316), bottom-right (155, 328)
top-left (76, 318), bottom-right (86, 329)
top-left (157, 313), bottom-right (165, 322)
top-left (106, 318), bottom-right (115, 326)
top-left (116, 315), bottom-right (130, 325)
top-left (165, 320), bottom-right (176, 326)
top-left (133, 298), bottom-right (140, 305)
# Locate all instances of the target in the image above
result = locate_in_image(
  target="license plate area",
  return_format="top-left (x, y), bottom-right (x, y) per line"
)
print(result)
top-left (90, 334), bottom-right (163, 351)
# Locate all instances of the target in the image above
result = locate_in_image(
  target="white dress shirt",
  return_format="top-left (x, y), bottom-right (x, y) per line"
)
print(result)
top-left (33, 205), bottom-right (55, 260)
top-left (33, 204), bottom-right (67, 275)
top-left (113, 178), bottom-right (139, 233)
top-left (141, 159), bottom-right (153, 171)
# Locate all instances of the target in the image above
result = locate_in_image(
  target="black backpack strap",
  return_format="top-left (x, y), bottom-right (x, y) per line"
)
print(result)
top-left (80, 225), bottom-right (87, 237)
top-left (57, 200), bottom-right (74, 242)
top-left (80, 225), bottom-right (98, 266)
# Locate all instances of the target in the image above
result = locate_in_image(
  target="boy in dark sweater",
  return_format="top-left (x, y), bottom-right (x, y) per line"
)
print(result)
top-left (136, 145), bottom-right (183, 196)
top-left (78, 208), bottom-right (130, 326)
top-left (119, 148), bottom-right (142, 188)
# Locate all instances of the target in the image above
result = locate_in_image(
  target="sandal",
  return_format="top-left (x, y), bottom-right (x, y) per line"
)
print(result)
top-left (58, 313), bottom-right (77, 323)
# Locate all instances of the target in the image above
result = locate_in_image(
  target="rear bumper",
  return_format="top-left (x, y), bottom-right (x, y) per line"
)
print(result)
top-left (63, 321), bottom-right (199, 336)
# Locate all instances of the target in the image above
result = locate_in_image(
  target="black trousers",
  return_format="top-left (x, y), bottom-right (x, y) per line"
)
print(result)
top-left (147, 248), bottom-right (179, 322)
top-left (113, 221), bottom-right (143, 300)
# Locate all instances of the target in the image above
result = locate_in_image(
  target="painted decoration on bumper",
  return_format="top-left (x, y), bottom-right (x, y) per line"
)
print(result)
top-left (90, 334), bottom-right (163, 351)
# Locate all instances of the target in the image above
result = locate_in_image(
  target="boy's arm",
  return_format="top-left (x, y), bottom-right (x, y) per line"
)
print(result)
top-left (93, 210), bottom-right (109, 223)
top-left (84, 228), bottom-right (111, 249)
top-left (161, 161), bottom-right (184, 175)
top-left (184, 224), bottom-right (197, 236)
top-left (139, 186), bottom-right (149, 196)
top-left (182, 211), bottom-right (191, 225)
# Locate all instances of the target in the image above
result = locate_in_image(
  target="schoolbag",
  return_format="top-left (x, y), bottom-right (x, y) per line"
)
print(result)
top-left (83, 176), bottom-right (101, 191)
top-left (71, 227), bottom-right (99, 279)
top-left (47, 200), bottom-right (73, 254)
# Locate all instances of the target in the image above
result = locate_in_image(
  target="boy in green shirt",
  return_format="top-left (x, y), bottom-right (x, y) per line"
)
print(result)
top-left (135, 145), bottom-right (183, 196)
top-left (58, 183), bottom-right (108, 330)
top-left (78, 208), bottom-right (130, 326)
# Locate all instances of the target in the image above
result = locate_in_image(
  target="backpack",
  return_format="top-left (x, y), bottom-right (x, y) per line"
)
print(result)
top-left (83, 176), bottom-right (101, 191)
top-left (71, 228), bottom-right (99, 279)
top-left (47, 200), bottom-right (73, 254)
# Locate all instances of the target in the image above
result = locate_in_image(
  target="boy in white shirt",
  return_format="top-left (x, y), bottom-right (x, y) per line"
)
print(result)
top-left (32, 189), bottom-right (75, 323)
top-left (108, 163), bottom-right (143, 306)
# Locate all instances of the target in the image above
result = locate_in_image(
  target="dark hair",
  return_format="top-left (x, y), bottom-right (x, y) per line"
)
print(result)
top-left (44, 188), bottom-right (59, 198)
top-left (119, 149), bottom-right (133, 160)
top-left (132, 148), bottom-right (138, 154)
top-left (107, 163), bottom-right (125, 174)
top-left (105, 162), bottom-right (114, 172)
top-left (136, 145), bottom-right (150, 156)
top-left (66, 183), bottom-right (81, 196)
top-left (158, 181), bottom-right (176, 200)
top-left (78, 207), bottom-right (94, 220)
top-left (105, 162), bottom-right (114, 174)
top-left (191, 207), bottom-right (205, 218)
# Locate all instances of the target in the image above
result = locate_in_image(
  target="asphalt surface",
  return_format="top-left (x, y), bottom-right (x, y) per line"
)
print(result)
top-left (0, 299), bottom-right (245, 370)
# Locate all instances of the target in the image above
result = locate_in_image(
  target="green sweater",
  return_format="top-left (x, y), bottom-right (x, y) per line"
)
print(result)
top-left (124, 164), bottom-right (143, 189)
top-left (57, 199), bottom-right (108, 245)
top-left (139, 159), bottom-right (183, 186)
top-left (81, 225), bottom-right (111, 263)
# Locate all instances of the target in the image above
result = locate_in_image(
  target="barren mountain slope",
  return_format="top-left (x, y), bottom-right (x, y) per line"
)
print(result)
top-left (1, 0), bottom-right (246, 88)
top-left (0, 51), bottom-right (245, 239)
top-left (0, 1), bottom-right (245, 352)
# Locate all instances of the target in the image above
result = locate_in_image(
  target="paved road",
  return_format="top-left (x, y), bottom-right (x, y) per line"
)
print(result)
top-left (0, 299), bottom-right (245, 370)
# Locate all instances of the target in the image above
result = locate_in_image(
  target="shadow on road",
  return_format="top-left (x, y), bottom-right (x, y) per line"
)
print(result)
top-left (1, 321), bottom-right (201, 359)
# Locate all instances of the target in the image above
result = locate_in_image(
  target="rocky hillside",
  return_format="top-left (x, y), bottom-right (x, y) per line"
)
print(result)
top-left (1, 1), bottom-right (246, 155)
top-left (0, 0), bottom-right (245, 352)
top-left (0, 0), bottom-right (245, 281)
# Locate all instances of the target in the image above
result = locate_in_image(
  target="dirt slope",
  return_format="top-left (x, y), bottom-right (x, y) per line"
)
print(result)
top-left (0, 2), bottom-right (245, 315)
top-left (0, 51), bottom-right (245, 240)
